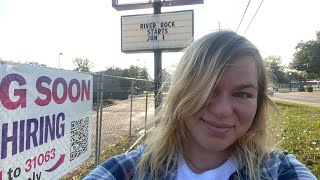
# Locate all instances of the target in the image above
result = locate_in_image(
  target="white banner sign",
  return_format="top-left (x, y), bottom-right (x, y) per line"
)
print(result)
top-left (121, 10), bottom-right (194, 52)
top-left (0, 63), bottom-right (93, 180)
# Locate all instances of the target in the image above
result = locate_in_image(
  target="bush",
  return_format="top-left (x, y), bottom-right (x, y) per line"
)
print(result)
top-left (104, 98), bottom-right (115, 105)
top-left (306, 86), bottom-right (313, 92)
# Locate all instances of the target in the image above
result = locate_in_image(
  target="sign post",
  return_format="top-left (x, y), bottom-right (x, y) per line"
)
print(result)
top-left (153, 1), bottom-right (162, 109)
top-left (114, 0), bottom-right (202, 110)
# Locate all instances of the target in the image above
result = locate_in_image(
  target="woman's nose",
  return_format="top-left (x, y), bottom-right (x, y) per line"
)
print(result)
top-left (207, 94), bottom-right (233, 118)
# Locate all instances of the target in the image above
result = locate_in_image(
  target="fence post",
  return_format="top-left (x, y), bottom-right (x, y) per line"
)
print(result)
top-left (94, 74), bottom-right (100, 167)
top-left (129, 80), bottom-right (133, 146)
top-left (144, 80), bottom-right (148, 138)
top-left (97, 73), bottom-right (104, 165)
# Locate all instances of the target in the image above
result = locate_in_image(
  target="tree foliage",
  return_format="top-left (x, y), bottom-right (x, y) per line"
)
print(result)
top-left (73, 58), bottom-right (93, 72)
top-left (126, 65), bottom-right (149, 92)
top-left (285, 71), bottom-right (300, 82)
top-left (100, 65), bottom-right (151, 92)
top-left (102, 65), bottom-right (149, 80)
top-left (264, 56), bottom-right (287, 83)
top-left (103, 66), bottom-right (123, 77)
top-left (125, 65), bottom-right (147, 79)
top-left (290, 31), bottom-right (320, 79)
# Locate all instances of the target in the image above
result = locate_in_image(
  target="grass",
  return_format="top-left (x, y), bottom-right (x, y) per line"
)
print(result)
top-left (93, 98), bottom-right (116, 110)
top-left (273, 100), bottom-right (320, 177)
top-left (277, 89), bottom-right (290, 93)
top-left (61, 138), bottom-right (131, 180)
top-left (104, 98), bottom-right (116, 105)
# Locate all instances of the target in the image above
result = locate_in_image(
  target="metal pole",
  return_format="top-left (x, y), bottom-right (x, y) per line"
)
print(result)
top-left (153, 1), bottom-right (162, 110)
top-left (97, 73), bottom-right (104, 164)
top-left (153, 1), bottom-right (161, 14)
top-left (129, 80), bottom-right (134, 146)
top-left (289, 73), bottom-right (292, 92)
top-left (59, 53), bottom-right (62, 68)
top-left (144, 81), bottom-right (148, 138)
top-left (94, 75), bottom-right (100, 167)
top-left (154, 50), bottom-right (162, 110)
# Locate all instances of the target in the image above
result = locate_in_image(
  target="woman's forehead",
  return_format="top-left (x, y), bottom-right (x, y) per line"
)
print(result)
top-left (227, 55), bottom-right (256, 66)
top-left (216, 57), bottom-right (258, 87)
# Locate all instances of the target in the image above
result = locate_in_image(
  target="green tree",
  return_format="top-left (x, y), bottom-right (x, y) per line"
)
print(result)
top-left (103, 66), bottom-right (123, 76)
top-left (139, 67), bottom-right (149, 80)
top-left (121, 69), bottom-right (130, 77)
top-left (285, 71), bottom-right (300, 82)
top-left (121, 65), bottom-right (150, 93)
top-left (123, 65), bottom-right (149, 79)
top-left (128, 65), bottom-right (139, 78)
top-left (290, 31), bottom-right (320, 79)
top-left (73, 58), bottom-right (93, 72)
top-left (264, 56), bottom-right (287, 83)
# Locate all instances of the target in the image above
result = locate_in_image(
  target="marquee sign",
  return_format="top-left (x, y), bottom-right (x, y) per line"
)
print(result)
top-left (121, 10), bottom-right (194, 52)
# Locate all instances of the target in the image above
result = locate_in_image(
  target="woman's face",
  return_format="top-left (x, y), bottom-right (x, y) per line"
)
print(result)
top-left (185, 56), bottom-right (258, 154)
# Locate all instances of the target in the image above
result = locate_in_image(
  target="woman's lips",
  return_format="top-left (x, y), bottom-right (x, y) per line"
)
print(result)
top-left (201, 118), bottom-right (233, 135)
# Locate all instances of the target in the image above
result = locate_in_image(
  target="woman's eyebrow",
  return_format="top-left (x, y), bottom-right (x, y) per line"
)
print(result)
top-left (236, 84), bottom-right (258, 90)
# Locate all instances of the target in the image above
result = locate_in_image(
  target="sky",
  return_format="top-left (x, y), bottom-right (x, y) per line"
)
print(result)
top-left (1, 0), bottom-right (320, 77)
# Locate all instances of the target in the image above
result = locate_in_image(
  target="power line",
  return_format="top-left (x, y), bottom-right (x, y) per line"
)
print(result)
top-left (243, 0), bottom-right (264, 35)
top-left (236, 0), bottom-right (251, 33)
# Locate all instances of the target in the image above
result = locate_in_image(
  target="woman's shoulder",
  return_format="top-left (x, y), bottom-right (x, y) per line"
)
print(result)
top-left (261, 150), bottom-right (317, 179)
top-left (83, 145), bottom-right (146, 180)
top-left (100, 144), bottom-right (146, 169)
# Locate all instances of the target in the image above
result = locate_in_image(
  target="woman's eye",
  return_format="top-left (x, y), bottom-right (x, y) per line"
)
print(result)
top-left (233, 92), bottom-right (251, 98)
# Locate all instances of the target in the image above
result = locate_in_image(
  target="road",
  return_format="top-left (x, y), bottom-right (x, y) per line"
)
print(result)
top-left (272, 92), bottom-right (320, 106)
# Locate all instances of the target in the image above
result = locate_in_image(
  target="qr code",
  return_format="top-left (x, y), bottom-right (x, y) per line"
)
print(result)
top-left (70, 117), bottom-right (89, 161)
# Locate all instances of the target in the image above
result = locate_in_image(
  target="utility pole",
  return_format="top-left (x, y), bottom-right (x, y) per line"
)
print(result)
top-left (289, 72), bottom-right (292, 92)
top-left (59, 53), bottom-right (63, 68)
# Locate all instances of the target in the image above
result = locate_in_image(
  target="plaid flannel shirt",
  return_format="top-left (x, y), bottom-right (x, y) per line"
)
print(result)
top-left (84, 145), bottom-right (317, 180)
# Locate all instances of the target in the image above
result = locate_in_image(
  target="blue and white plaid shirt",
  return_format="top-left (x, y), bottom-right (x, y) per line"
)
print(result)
top-left (84, 145), bottom-right (317, 180)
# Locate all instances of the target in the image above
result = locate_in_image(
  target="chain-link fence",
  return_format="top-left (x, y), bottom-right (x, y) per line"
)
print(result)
top-left (62, 73), bottom-right (156, 178)
top-left (92, 73), bottom-right (156, 165)
top-left (276, 82), bottom-right (320, 92)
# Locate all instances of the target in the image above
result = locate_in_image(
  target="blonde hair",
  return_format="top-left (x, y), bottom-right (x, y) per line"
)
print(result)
top-left (136, 31), bottom-right (275, 180)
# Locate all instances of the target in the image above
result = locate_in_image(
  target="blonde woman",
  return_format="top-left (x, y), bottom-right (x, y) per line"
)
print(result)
top-left (84, 31), bottom-right (317, 180)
